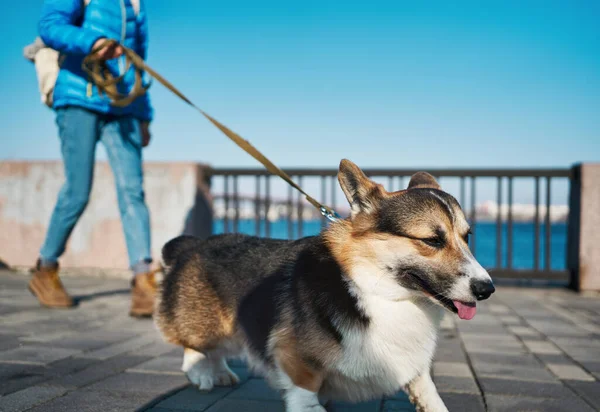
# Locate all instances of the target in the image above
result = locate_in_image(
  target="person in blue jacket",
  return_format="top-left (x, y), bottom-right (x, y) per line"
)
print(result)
top-left (29, 0), bottom-right (157, 317)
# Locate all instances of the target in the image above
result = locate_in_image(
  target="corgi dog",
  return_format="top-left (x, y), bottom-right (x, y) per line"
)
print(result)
top-left (155, 159), bottom-right (495, 412)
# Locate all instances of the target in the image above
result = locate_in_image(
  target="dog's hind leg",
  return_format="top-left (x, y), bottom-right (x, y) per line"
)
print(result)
top-left (182, 348), bottom-right (240, 391)
top-left (273, 346), bottom-right (326, 412)
top-left (404, 372), bottom-right (448, 412)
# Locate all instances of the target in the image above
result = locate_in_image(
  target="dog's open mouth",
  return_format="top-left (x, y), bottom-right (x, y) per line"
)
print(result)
top-left (404, 271), bottom-right (477, 320)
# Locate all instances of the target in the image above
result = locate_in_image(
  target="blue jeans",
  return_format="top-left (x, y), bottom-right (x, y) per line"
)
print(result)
top-left (40, 106), bottom-right (151, 270)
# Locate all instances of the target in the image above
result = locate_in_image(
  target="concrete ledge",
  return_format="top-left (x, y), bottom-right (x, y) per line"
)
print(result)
top-left (0, 161), bottom-right (212, 275)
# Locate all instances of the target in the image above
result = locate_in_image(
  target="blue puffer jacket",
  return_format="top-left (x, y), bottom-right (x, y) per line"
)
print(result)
top-left (39, 0), bottom-right (153, 121)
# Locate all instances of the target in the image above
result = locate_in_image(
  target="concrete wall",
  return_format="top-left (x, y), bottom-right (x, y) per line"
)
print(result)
top-left (0, 161), bottom-right (212, 276)
top-left (568, 163), bottom-right (600, 292)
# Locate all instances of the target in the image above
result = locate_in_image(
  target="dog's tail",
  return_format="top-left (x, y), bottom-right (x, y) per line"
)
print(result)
top-left (160, 235), bottom-right (203, 274)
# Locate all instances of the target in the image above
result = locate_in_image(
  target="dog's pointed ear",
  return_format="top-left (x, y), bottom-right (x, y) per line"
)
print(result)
top-left (407, 172), bottom-right (440, 190)
top-left (338, 159), bottom-right (382, 216)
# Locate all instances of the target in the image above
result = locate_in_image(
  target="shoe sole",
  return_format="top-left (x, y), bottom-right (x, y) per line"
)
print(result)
top-left (28, 283), bottom-right (74, 309)
top-left (129, 310), bottom-right (153, 318)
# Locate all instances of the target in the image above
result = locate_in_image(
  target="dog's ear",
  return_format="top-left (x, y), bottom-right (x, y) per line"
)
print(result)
top-left (407, 172), bottom-right (440, 190)
top-left (338, 159), bottom-right (382, 216)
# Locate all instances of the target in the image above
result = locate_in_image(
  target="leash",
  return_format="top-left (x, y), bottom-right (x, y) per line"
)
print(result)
top-left (82, 39), bottom-right (341, 222)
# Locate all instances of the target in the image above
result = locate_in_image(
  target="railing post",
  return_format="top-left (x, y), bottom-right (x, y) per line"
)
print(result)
top-left (568, 163), bottom-right (600, 292)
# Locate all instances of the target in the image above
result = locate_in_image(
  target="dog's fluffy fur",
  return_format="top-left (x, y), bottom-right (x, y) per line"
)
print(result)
top-left (155, 160), bottom-right (495, 411)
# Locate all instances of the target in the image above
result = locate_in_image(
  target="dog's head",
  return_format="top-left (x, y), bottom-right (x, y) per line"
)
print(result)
top-left (331, 159), bottom-right (494, 320)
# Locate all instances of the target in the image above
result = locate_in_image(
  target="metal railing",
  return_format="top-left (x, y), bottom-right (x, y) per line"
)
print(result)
top-left (208, 168), bottom-right (572, 282)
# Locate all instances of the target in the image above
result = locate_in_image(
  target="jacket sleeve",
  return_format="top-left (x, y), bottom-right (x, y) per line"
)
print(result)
top-left (133, 0), bottom-right (154, 122)
top-left (38, 0), bottom-right (104, 55)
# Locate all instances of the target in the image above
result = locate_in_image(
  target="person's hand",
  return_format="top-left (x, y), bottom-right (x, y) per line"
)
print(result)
top-left (91, 38), bottom-right (123, 60)
top-left (140, 121), bottom-right (151, 147)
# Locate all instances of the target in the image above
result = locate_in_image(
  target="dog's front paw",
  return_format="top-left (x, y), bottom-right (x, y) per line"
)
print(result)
top-left (186, 368), bottom-right (215, 391)
top-left (214, 368), bottom-right (240, 387)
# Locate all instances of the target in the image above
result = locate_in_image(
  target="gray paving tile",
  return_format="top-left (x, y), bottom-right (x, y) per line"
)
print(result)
top-left (461, 334), bottom-right (523, 345)
top-left (0, 334), bottom-right (22, 351)
top-left (83, 371), bottom-right (188, 394)
top-left (226, 378), bottom-right (282, 401)
top-left (535, 353), bottom-right (577, 365)
top-left (0, 357), bottom-right (98, 395)
top-left (49, 354), bottom-right (151, 389)
top-left (467, 346), bottom-right (527, 356)
top-left (472, 362), bottom-right (558, 383)
top-left (133, 340), bottom-right (177, 357)
top-left (43, 356), bottom-right (100, 377)
top-left (489, 304), bottom-right (511, 314)
top-left (559, 346), bottom-right (600, 362)
top-left (0, 363), bottom-right (49, 396)
top-left (129, 356), bottom-right (183, 375)
top-left (0, 384), bottom-right (67, 412)
top-left (546, 363), bottom-right (595, 381)
top-left (551, 336), bottom-right (600, 348)
top-left (507, 325), bottom-right (541, 337)
top-left (565, 381), bottom-right (600, 410)
top-left (439, 392), bottom-right (485, 412)
top-left (79, 334), bottom-right (157, 360)
top-left (205, 399), bottom-right (285, 412)
top-left (486, 393), bottom-right (596, 412)
top-left (0, 311), bottom-right (53, 328)
top-left (433, 337), bottom-right (468, 363)
top-left (469, 352), bottom-right (543, 367)
top-left (25, 389), bottom-right (160, 412)
top-left (40, 330), bottom-right (139, 352)
top-left (522, 339), bottom-right (562, 355)
top-left (525, 320), bottom-right (591, 338)
top-left (581, 365), bottom-right (600, 380)
top-left (0, 305), bottom-right (29, 316)
top-left (433, 361), bottom-right (473, 378)
top-left (18, 329), bottom-right (80, 344)
top-left (498, 315), bottom-right (522, 325)
top-left (0, 345), bottom-right (80, 365)
top-left (155, 386), bottom-right (234, 411)
top-left (433, 376), bottom-right (480, 394)
top-left (479, 377), bottom-right (578, 398)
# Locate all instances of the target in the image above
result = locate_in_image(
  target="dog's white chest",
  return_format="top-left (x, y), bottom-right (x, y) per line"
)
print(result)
top-left (324, 298), bottom-right (442, 402)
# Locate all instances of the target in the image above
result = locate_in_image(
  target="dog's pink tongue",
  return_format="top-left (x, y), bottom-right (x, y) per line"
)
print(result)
top-left (453, 301), bottom-right (477, 320)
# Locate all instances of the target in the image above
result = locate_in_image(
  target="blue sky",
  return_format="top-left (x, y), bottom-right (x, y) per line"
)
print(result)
top-left (1, 0), bottom-right (598, 203)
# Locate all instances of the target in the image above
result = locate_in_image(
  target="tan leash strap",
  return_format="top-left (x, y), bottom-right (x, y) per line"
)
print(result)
top-left (82, 40), bottom-right (339, 220)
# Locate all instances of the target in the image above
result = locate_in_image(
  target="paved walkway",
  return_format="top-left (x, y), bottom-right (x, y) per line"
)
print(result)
top-left (1, 272), bottom-right (599, 412)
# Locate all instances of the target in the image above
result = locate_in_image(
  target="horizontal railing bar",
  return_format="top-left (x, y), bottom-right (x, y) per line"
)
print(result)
top-left (208, 168), bottom-right (571, 178)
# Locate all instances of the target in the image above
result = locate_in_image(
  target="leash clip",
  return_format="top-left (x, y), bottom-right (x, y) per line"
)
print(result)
top-left (320, 206), bottom-right (342, 223)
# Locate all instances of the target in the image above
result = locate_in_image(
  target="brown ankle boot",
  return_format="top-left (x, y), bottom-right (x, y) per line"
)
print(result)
top-left (130, 271), bottom-right (157, 318)
top-left (28, 260), bottom-right (74, 308)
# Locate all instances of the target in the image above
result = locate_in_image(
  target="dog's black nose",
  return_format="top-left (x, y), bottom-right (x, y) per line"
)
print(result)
top-left (470, 279), bottom-right (495, 301)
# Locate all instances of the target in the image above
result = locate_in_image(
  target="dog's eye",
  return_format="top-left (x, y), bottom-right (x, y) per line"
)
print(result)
top-left (422, 237), bottom-right (445, 248)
